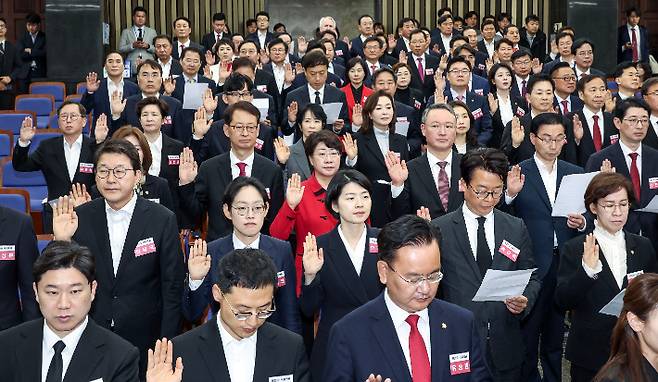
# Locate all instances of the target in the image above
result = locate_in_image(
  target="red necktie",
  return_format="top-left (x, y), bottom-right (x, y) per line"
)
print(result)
top-left (629, 152), bottom-right (641, 201)
top-left (521, 80), bottom-right (527, 98)
top-left (417, 57), bottom-right (425, 82)
top-left (457, 95), bottom-right (464, 102)
top-left (180, 44), bottom-right (185, 56)
top-left (561, 100), bottom-right (569, 115)
top-left (592, 115), bottom-right (602, 152)
top-left (631, 28), bottom-right (639, 62)
top-left (236, 162), bottom-right (247, 177)
top-left (437, 161), bottom-right (449, 211)
top-left (371, 65), bottom-right (377, 75)
top-left (406, 314), bottom-right (431, 382)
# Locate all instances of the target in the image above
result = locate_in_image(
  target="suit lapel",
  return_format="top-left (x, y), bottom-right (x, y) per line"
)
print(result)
top-left (429, 302), bottom-right (447, 380)
top-left (451, 209), bottom-right (482, 280)
top-left (64, 320), bottom-right (104, 382)
top-left (597, 246), bottom-right (623, 294)
top-left (252, 324), bottom-right (279, 382)
top-left (326, 228), bottom-right (370, 304)
top-left (446, 151), bottom-right (462, 211)
top-left (369, 295), bottom-right (412, 382)
top-left (359, 228), bottom-right (384, 299)
top-left (115, 198), bottom-right (149, 280)
top-left (622, 234), bottom-right (644, 289)
top-left (362, 133), bottom-right (387, 168)
top-left (525, 159), bottom-right (552, 210)
top-left (87, 200), bottom-right (115, 284)
top-left (17, 320), bottom-right (43, 381)
top-left (198, 319), bottom-right (231, 381)
top-left (416, 154), bottom-right (442, 210)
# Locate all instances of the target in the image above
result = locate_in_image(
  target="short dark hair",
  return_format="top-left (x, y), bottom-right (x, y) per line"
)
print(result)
top-left (232, 56), bottom-right (256, 72)
top-left (358, 14), bottom-right (374, 25)
top-left (57, 100), bottom-right (87, 117)
top-left (372, 66), bottom-right (396, 83)
top-left (409, 29), bottom-right (426, 41)
top-left (296, 103), bottom-right (327, 128)
top-left (112, 127), bottom-right (153, 173)
top-left (304, 130), bottom-right (342, 160)
top-left (222, 176), bottom-right (269, 207)
top-left (446, 55), bottom-right (472, 72)
top-left (0, 17), bottom-right (6, 25)
top-left (224, 100), bottom-right (260, 125)
top-left (465, 11), bottom-right (479, 20)
top-left (626, 7), bottom-right (640, 18)
top-left (324, 169), bottom-right (372, 219)
top-left (525, 14), bottom-right (540, 24)
top-left (136, 96), bottom-right (169, 118)
top-left (585, 172), bottom-right (636, 212)
top-left (180, 46), bottom-right (202, 61)
top-left (549, 61), bottom-right (575, 77)
top-left (460, 148), bottom-right (509, 184)
top-left (437, 14), bottom-right (453, 26)
top-left (94, 138), bottom-right (141, 173)
top-left (497, 12), bottom-right (512, 23)
top-left (555, 31), bottom-right (573, 45)
top-left (503, 24), bottom-right (519, 35)
top-left (454, 44), bottom-right (477, 58)
top-left (306, 40), bottom-right (327, 54)
top-left (173, 16), bottom-right (191, 27)
top-left (495, 38), bottom-right (514, 50)
top-left (224, 73), bottom-right (254, 92)
top-left (245, 18), bottom-right (257, 27)
top-left (256, 11), bottom-right (269, 20)
top-left (26, 13), bottom-right (41, 24)
top-left (530, 112), bottom-right (565, 135)
top-left (132, 6), bottom-right (147, 16)
top-left (33, 241), bottom-right (95, 285)
top-left (268, 37), bottom-right (288, 53)
top-left (239, 40), bottom-right (259, 52)
top-left (212, 12), bottom-right (226, 22)
top-left (136, 59), bottom-right (162, 76)
top-left (511, 48), bottom-right (532, 62)
top-left (104, 50), bottom-right (124, 63)
top-left (319, 29), bottom-right (337, 41)
top-left (571, 38), bottom-right (595, 55)
top-left (449, 35), bottom-right (469, 49)
top-left (364, 36), bottom-right (383, 49)
top-left (613, 98), bottom-right (650, 121)
top-left (481, 19), bottom-right (496, 30)
top-left (438, 7), bottom-right (452, 17)
top-left (302, 50), bottom-right (329, 69)
top-left (527, 73), bottom-right (554, 93)
top-left (215, 249), bottom-right (277, 292)
top-left (153, 34), bottom-right (172, 45)
top-left (641, 77), bottom-right (658, 95)
top-left (378, 215), bottom-right (441, 264)
top-left (613, 61), bottom-right (637, 78)
top-left (576, 74), bottom-right (606, 93)
top-left (273, 23), bottom-right (286, 32)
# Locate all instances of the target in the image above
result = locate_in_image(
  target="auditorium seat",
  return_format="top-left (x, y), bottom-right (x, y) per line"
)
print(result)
top-left (28, 131), bottom-right (62, 154)
top-left (14, 95), bottom-right (55, 129)
top-left (76, 82), bottom-right (87, 95)
top-left (0, 188), bottom-right (31, 214)
top-left (0, 130), bottom-right (12, 161)
top-left (2, 162), bottom-right (48, 212)
top-left (29, 81), bottom-right (66, 109)
top-left (0, 111), bottom-right (38, 134)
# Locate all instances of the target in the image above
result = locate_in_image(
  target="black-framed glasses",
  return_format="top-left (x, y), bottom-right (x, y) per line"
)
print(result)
top-left (96, 167), bottom-right (135, 179)
top-left (225, 90), bottom-right (253, 98)
top-left (230, 124), bottom-right (258, 133)
top-left (231, 204), bottom-right (267, 217)
top-left (467, 184), bottom-right (504, 200)
top-left (533, 134), bottom-right (566, 145)
top-left (220, 289), bottom-right (276, 321)
top-left (387, 262), bottom-right (443, 286)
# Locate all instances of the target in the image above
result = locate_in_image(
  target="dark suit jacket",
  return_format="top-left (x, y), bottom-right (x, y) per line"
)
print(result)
top-left (477, 40), bottom-right (495, 59)
top-left (489, 93), bottom-right (528, 149)
top-left (282, 84), bottom-right (350, 137)
top-left (331, 62), bottom-right (346, 84)
top-left (435, 90), bottom-right (493, 146)
top-left (171, 40), bottom-right (204, 61)
top-left (556, 233), bottom-right (658, 371)
top-left (201, 31), bottom-right (225, 53)
top-left (179, 152), bottom-right (284, 241)
top-left (246, 31), bottom-right (275, 50)
top-left (258, 64), bottom-right (289, 119)
top-left (72, 197), bottom-right (184, 355)
top-left (395, 100), bottom-right (423, 158)
top-left (0, 318), bottom-right (139, 382)
top-left (617, 25), bottom-right (649, 63)
top-left (190, 119), bottom-right (275, 164)
top-left (170, 75), bottom-right (218, 144)
top-left (0, 40), bottom-right (23, 85)
top-left (518, 29), bottom-right (547, 62)
top-left (351, 130), bottom-right (409, 227)
top-left (0, 207), bottom-right (39, 330)
top-left (12, 135), bottom-right (97, 202)
top-left (113, 94), bottom-right (185, 141)
top-left (80, 79), bottom-right (140, 134)
top-left (182, 234), bottom-right (301, 333)
top-left (350, 36), bottom-right (366, 58)
top-left (392, 150), bottom-right (463, 220)
top-left (300, 226), bottom-right (383, 381)
top-left (16, 31), bottom-right (46, 78)
top-left (432, 208), bottom-right (541, 370)
top-left (173, 319), bottom-right (310, 381)
top-left (324, 293), bottom-right (493, 382)
top-left (569, 109), bottom-right (617, 167)
top-left (407, 53), bottom-right (440, 100)
top-left (553, 94), bottom-right (584, 116)
top-left (643, 119), bottom-right (658, 150)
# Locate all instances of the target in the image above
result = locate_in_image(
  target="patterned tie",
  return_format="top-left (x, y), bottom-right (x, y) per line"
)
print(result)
top-left (629, 153), bottom-right (641, 201)
top-left (314, 91), bottom-right (321, 105)
top-left (521, 80), bottom-right (527, 98)
top-left (631, 28), bottom-right (639, 62)
top-left (457, 95), bottom-right (464, 102)
top-left (476, 216), bottom-right (492, 277)
top-left (45, 340), bottom-right (66, 382)
top-left (592, 115), bottom-right (602, 151)
top-left (0, 42), bottom-right (4, 55)
top-left (180, 44), bottom-right (185, 55)
top-left (236, 162), bottom-right (247, 177)
top-left (437, 161), bottom-right (449, 211)
top-left (561, 100), bottom-right (569, 115)
top-left (406, 314), bottom-right (431, 382)
top-left (371, 64), bottom-right (377, 75)
top-left (417, 57), bottom-right (425, 82)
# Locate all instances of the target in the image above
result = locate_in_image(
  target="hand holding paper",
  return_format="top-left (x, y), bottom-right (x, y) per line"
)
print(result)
top-left (472, 268), bottom-right (537, 302)
top-left (320, 102), bottom-right (342, 124)
top-left (552, 171), bottom-right (600, 217)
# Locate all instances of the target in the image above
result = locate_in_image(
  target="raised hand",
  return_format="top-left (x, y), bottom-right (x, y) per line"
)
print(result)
top-left (188, 239), bottom-right (210, 281)
top-left (384, 151), bottom-right (408, 187)
top-left (69, 183), bottom-right (91, 207)
top-left (566, 213), bottom-right (586, 230)
top-left (146, 338), bottom-right (183, 382)
top-left (218, 61), bottom-right (232, 83)
top-left (342, 133), bottom-right (358, 160)
top-left (86, 72), bottom-right (101, 93)
top-left (352, 103), bottom-right (363, 127)
top-left (531, 58), bottom-right (543, 74)
top-left (192, 107), bottom-right (213, 138)
top-left (582, 233), bottom-right (600, 270)
top-left (294, 62), bottom-right (303, 75)
top-left (204, 50), bottom-right (215, 66)
top-left (387, 34), bottom-right (396, 50)
top-left (439, 54), bottom-right (448, 72)
top-left (604, 90), bottom-right (616, 113)
top-left (302, 233), bottom-right (324, 283)
top-left (178, 147), bottom-right (198, 185)
top-left (487, 93), bottom-right (498, 115)
top-left (365, 374), bottom-right (392, 382)
top-left (431, 44), bottom-right (441, 55)
top-left (259, 48), bottom-right (270, 65)
top-left (297, 36), bottom-right (308, 54)
top-left (600, 159), bottom-right (616, 173)
top-left (284, 63), bottom-right (295, 85)
top-left (572, 114), bottom-right (583, 145)
top-left (163, 76), bottom-right (176, 96)
top-left (433, 70), bottom-right (446, 95)
top-left (273, 137), bottom-right (290, 164)
top-left (202, 65), bottom-right (212, 80)
top-left (287, 101), bottom-right (298, 123)
top-left (416, 206), bottom-right (431, 221)
top-left (18, 116), bottom-right (36, 144)
top-left (202, 88), bottom-right (218, 113)
top-left (506, 165), bottom-right (525, 198)
top-left (492, 51), bottom-right (500, 64)
top-left (398, 50), bottom-right (407, 64)
top-left (511, 116), bottom-right (525, 148)
top-left (110, 90), bottom-right (127, 116)
top-left (343, 36), bottom-right (352, 50)
top-left (95, 113), bottom-right (109, 143)
top-left (485, 57), bottom-right (494, 74)
top-left (286, 173), bottom-right (305, 210)
top-left (53, 196), bottom-right (78, 241)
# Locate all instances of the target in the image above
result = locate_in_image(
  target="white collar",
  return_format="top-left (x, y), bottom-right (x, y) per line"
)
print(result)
top-left (150, 132), bottom-right (163, 150)
top-left (232, 232), bottom-right (260, 249)
top-left (63, 134), bottom-right (83, 149)
top-left (230, 150), bottom-right (255, 168)
top-left (593, 219), bottom-right (625, 242)
top-left (43, 316), bottom-right (88, 355)
top-left (104, 191), bottom-right (138, 215)
top-left (619, 139), bottom-right (642, 158)
top-left (533, 153), bottom-right (557, 174)
top-left (217, 314), bottom-right (258, 347)
top-left (373, 127), bottom-right (389, 137)
top-left (582, 105), bottom-right (601, 120)
top-left (384, 289), bottom-right (429, 328)
top-left (462, 202), bottom-right (494, 221)
top-left (426, 149), bottom-right (452, 166)
top-left (307, 84), bottom-right (324, 97)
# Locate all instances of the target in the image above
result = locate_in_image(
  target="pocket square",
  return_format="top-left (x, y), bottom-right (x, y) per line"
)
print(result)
top-left (90, 378), bottom-right (103, 382)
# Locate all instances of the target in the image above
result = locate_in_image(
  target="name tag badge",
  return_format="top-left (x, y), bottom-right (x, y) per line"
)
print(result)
top-left (265, 187), bottom-right (271, 199)
top-left (134, 237), bottom-right (157, 257)
top-left (168, 155), bottom-right (180, 166)
top-left (0, 245), bottom-right (16, 261)
top-left (369, 238), bottom-right (378, 253)
top-left (414, 100), bottom-right (422, 110)
top-left (499, 240), bottom-right (520, 262)
top-left (516, 107), bottom-right (526, 117)
top-left (610, 134), bottom-right (619, 145)
top-left (147, 198), bottom-right (160, 204)
top-left (649, 177), bottom-right (658, 190)
top-left (335, 49), bottom-right (343, 56)
top-left (255, 138), bottom-right (264, 150)
top-left (449, 352), bottom-right (471, 376)
top-left (79, 163), bottom-right (94, 174)
top-left (472, 108), bottom-right (483, 120)
top-left (256, 85), bottom-right (267, 93)
top-left (425, 68), bottom-right (434, 76)
top-left (628, 270), bottom-right (644, 282)
top-left (474, 89), bottom-right (484, 96)
top-left (276, 271), bottom-right (286, 287)
top-left (163, 115), bottom-right (172, 125)
top-left (269, 375), bottom-right (293, 382)
top-left (396, 116), bottom-right (408, 123)
top-left (478, 63), bottom-right (486, 70)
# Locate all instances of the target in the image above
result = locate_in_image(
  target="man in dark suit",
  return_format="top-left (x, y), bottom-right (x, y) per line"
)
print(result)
top-left (246, 11), bottom-right (274, 50)
top-left (617, 7), bottom-right (649, 63)
top-left (504, 113), bottom-right (584, 382)
top-left (551, 62), bottom-right (584, 116)
top-left (237, 40), bottom-right (280, 105)
top-left (612, 61), bottom-right (642, 104)
top-left (0, 206), bottom-right (39, 331)
top-left (362, 36), bottom-right (391, 88)
top-left (80, 51), bottom-right (140, 134)
top-left (585, 99), bottom-right (658, 252)
top-left (324, 215), bottom-right (492, 381)
top-left (393, 17), bottom-right (416, 57)
top-left (453, 45), bottom-right (490, 91)
top-left (179, 101), bottom-right (283, 241)
top-left (350, 15), bottom-right (375, 58)
top-left (541, 32), bottom-right (575, 76)
top-left (154, 35), bottom-right (183, 79)
top-left (0, 17), bottom-right (23, 109)
top-left (171, 17), bottom-right (204, 61)
top-left (518, 15), bottom-right (546, 62)
top-left (431, 14), bottom-right (456, 56)
top-left (15, 13), bottom-right (46, 92)
top-left (229, 58), bottom-right (279, 126)
top-left (0, 241), bottom-right (140, 382)
top-left (477, 20), bottom-right (498, 59)
top-left (392, 103), bottom-right (463, 220)
top-left (12, 101), bottom-right (105, 233)
top-left (432, 148), bottom-right (541, 380)
top-left (288, 43), bottom-right (344, 91)
top-left (641, 77), bottom-right (658, 150)
top-left (201, 12), bottom-right (227, 53)
top-left (572, 39), bottom-right (605, 79)
top-left (407, 29), bottom-right (440, 101)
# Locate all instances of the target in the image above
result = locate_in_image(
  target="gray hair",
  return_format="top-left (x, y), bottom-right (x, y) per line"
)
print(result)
top-left (319, 16), bottom-right (336, 29)
top-left (421, 102), bottom-right (456, 124)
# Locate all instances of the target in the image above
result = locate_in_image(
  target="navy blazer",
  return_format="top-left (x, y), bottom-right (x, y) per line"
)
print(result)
top-left (569, 109), bottom-right (617, 167)
top-left (170, 75), bottom-right (217, 144)
top-left (246, 31), bottom-right (275, 50)
top-left (617, 25), bottom-right (649, 63)
top-left (324, 293), bottom-right (492, 382)
top-left (444, 75), bottom-right (491, 98)
top-left (553, 94), bottom-right (584, 116)
top-left (331, 62), bottom-right (346, 85)
top-left (282, 84), bottom-right (350, 137)
top-left (407, 53), bottom-right (441, 100)
top-left (80, 79), bottom-right (140, 133)
top-left (190, 119), bottom-right (275, 164)
top-left (113, 94), bottom-right (185, 141)
top-left (182, 234), bottom-right (301, 334)
top-left (644, 120), bottom-right (658, 150)
top-left (429, 90), bottom-right (493, 146)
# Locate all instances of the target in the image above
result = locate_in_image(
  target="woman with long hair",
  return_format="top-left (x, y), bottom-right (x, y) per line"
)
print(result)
top-left (449, 99), bottom-right (480, 153)
top-left (486, 62), bottom-right (527, 148)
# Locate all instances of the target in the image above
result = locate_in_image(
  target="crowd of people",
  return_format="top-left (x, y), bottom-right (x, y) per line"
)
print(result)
top-left (0, 4), bottom-right (657, 382)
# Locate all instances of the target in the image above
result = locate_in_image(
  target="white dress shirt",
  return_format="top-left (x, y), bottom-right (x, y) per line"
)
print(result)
top-left (497, 94), bottom-right (514, 126)
top-left (230, 150), bottom-right (255, 178)
top-left (483, 39), bottom-right (495, 58)
top-left (373, 127), bottom-right (390, 158)
top-left (412, 53), bottom-right (425, 74)
top-left (627, 24), bottom-right (642, 61)
top-left (440, 34), bottom-right (452, 54)
top-left (148, 132), bottom-right (163, 176)
top-left (307, 84), bottom-right (325, 104)
top-left (534, 154), bottom-right (559, 247)
top-left (365, 60), bottom-right (381, 76)
top-left (384, 289), bottom-right (431, 374)
top-left (619, 139), bottom-right (642, 181)
top-left (582, 106), bottom-right (604, 143)
top-left (63, 135), bottom-right (83, 182)
top-left (462, 204), bottom-right (495, 260)
top-left (107, 77), bottom-right (124, 111)
top-left (515, 75), bottom-right (529, 97)
top-left (257, 30), bottom-right (267, 50)
top-left (106, 192), bottom-right (138, 275)
top-left (272, 62), bottom-right (286, 92)
top-left (574, 66), bottom-right (591, 79)
top-left (583, 220), bottom-right (627, 288)
top-left (41, 317), bottom-right (88, 382)
top-left (427, 149), bottom-right (452, 189)
top-left (450, 88), bottom-right (467, 102)
top-left (218, 314), bottom-right (257, 382)
top-left (159, 58), bottom-right (173, 79)
top-left (337, 224), bottom-right (367, 275)
top-left (555, 93), bottom-right (571, 114)
top-left (177, 40), bottom-right (190, 57)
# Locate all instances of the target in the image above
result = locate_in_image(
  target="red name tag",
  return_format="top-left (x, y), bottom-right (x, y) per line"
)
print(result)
top-left (163, 116), bottom-right (172, 125)
top-left (425, 68), bottom-right (434, 76)
top-left (168, 155), bottom-right (180, 166)
top-left (277, 271), bottom-right (286, 287)
top-left (79, 163), bottom-right (94, 174)
top-left (335, 49), bottom-right (343, 56)
top-left (472, 108), bottom-right (483, 120)
top-left (255, 138), bottom-right (264, 150)
top-left (649, 177), bottom-right (658, 190)
top-left (610, 134), bottom-right (619, 145)
top-left (499, 240), bottom-right (520, 262)
top-left (516, 107), bottom-right (525, 117)
top-left (256, 85), bottom-right (267, 93)
top-left (369, 238), bottom-right (378, 253)
top-left (414, 100), bottom-right (422, 110)
top-left (134, 238), bottom-right (157, 257)
top-left (449, 352), bottom-right (471, 375)
top-left (0, 245), bottom-right (16, 261)
top-left (474, 89), bottom-right (484, 96)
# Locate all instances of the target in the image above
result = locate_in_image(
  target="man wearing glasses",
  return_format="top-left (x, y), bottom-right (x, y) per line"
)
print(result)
top-left (432, 148), bottom-right (540, 381)
top-left (324, 215), bottom-right (492, 381)
top-left (550, 62), bottom-right (583, 116)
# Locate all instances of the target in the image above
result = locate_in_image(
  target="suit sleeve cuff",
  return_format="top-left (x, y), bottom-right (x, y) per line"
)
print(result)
top-left (581, 259), bottom-right (603, 278)
top-left (345, 156), bottom-right (357, 167)
top-left (188, 276), bottom-right (204, 291)
top-left (391, 183), bottom-right (404, 198)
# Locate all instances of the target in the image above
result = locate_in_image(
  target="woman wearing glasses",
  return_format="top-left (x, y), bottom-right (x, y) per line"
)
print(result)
top-left (556, 172), bottom-right (658, 382)
top-left (183, 176), bottom-right (301, 334)
top-left (300, 169), bottom-right (383, 382)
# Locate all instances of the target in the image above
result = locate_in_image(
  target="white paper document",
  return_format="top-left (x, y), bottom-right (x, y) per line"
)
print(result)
top-left (599, 289), bottom-right (626, 317)
top-left (636, 195), bottom-right (658, 213)
top-left (182, 83), bottom-right (209, 110)
top-left (321, 102), bottom-right (342, 124)
top-left (472, 268), bottom-right (537, 302)
top-left (551, 171), bottom-right (600, 217)
top-left (251, 98), bottom-right (269, 122)
top-left (395, 121), bottom-right (410, 137)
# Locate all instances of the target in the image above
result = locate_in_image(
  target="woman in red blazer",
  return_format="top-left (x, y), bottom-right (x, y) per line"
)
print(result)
top-left (340, 57), bottom-right (373, 124)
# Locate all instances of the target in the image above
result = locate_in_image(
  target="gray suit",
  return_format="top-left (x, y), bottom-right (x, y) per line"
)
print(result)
top-left (284, 140), bottom-right (311, 186)
top-left (119, 25), bottom-right (157, 72)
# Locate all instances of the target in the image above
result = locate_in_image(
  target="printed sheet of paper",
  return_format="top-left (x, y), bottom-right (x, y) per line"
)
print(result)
top-left (321, 103), bottom-right (342, 124)
top-left (472, 268), bottom-right (537, 302)
top-left (182, 83), bottom-right (209, 110)
top-left (395, 121), bottom-right (410, 137)
top-left (551, 171), bottom-right (600, 217)
top-left (251, 98), bottom-right (269, 122)
top-left (599, 289), bottom-right (626, 317)
top-left (636, 195), bottom-right (658, 213)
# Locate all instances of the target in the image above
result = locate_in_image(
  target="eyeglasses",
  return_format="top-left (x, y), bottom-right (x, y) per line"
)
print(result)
top-left (96, 167), bottom-right (134, 179)
top-left (622, 117), bottom-right (649, 125)
top-left (553, 76), bottom-right (577, 82)
top-left (514, 60), bottom-right (531, 66)
top-left (225, 90), bottom-right (253, 98)
top-left (467, 184), bottom-right (504, 200)
top-left (220, 289), bottom-right (276, 321)
top-left (230, 124), bottom-right (258, 133)
top-left (314, 150), bottom-right (341, 159)
top-left (448, 69), bottom-right (471, 75)
top-left (231, 204), bottom-right (266, 216)
top-left (534, 134), bottom-right (566, 145)
top-left (139, 72), bottom-right (161, 79)
top-left (59, 113), bottom-right (82, 121)
top-left (597, 202), bottom-right (629, 212)
top-left (387, 262), bottom-right (443, 286)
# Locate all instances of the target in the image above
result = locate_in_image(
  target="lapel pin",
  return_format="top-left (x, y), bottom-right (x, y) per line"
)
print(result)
top-left (630, 250), bottom-right (634, 255)
top-left (441, 323), bottom-right (447, 329)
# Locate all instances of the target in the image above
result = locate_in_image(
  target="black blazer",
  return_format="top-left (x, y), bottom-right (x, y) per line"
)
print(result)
top-left (253, 68), bottom-right (281, 112)
top-left (392, 150), bottom-right (463, 220)
top-left (0, 40), bottom-right (23, 84)
top-left (12, 135), bottom-right (97, 202)
top-left (113, 94), bottom-right (185, 142)
top-left (0, 318), bottom-right (139, 382)
top-left (72, 197), bottom-right (184, 357)
top-left (351, 130), bottom-right (409, 227)
top-left (556, 232), bottom-right (658, 372)
top-left (432, 207), bottom-right (542, 371)
top-left (643, 120), bottom-right (658, 150)
top-left (617, 25), bottom-right (649, 63)
top-left (190, 120), bottom-right (275, 164)
top-left (246, 31), bottom-right (275, 50)
top-left (282, 84), bottom-right (350, 137)
top-left (157, 133), bottom-right (184, 197)
top-left (169, 75), bottom-right (218, 145)
top-left (171, 40), bottom-right (204, 60)
top-left (553, 94), bottom-right (584, 116)
top-left (518, 28), bottom-right (547, 62)
top-left (178, 152), bottom-right (284, 241)
top-left (489, 93), bottom-right (528, 149)
top-left (407, 53), bottom-right (441, 100)
top-left (299, 226), bottom-right (383, 382)
top-left (0, 207), bottom-right (39, 331)
top-left (80, 79), bottom-right (140, 133)
top-left (569, 109), bottom-right (617, 167)
top-left (201, 31), bottom-right (224, 53)
top-left (172, 319), bottom-right (310, 381)
top-left (15, 31), bottom-right (46, 78)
